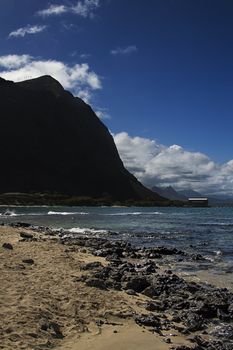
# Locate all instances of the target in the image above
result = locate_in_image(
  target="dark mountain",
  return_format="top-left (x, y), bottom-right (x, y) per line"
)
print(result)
top-left (152, 186), bottom-right (187, 201)
top-left (0, 75), bottom-right (164, 202)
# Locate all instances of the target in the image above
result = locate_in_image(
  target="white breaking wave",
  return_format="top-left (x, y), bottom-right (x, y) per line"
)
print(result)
top-left (66, 227), bottom-right (109, 235)
top-left (144, 211), bottom-right (164, 215)
top-left (102, 211), bottom-right (163, 216)
top-left (62, 227), bottom-right (109, 238)
top-left (0, 209), bottom-right (17, 217)
top-left (47, 211), bottom-right (89, 216)
top-left (0, 210), bottom-right (89, 217)
top-left (205, 250), bottom-right (223, 262)
top-left (214, 250), bottom-right (223, 257)
top-left (0, 209), bottom-right (40, 217)
top-left (202, 222), bottom-right (233, 226)
top-left (0, 211), bottom-right (50, 217)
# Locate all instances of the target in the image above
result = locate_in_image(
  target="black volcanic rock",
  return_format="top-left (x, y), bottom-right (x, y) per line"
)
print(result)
top-left (0, 75), bottom-right (164, 201)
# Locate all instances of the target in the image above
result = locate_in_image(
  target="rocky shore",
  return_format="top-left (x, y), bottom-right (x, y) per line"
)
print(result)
top-left (1, 223), bottom-right (233, 350)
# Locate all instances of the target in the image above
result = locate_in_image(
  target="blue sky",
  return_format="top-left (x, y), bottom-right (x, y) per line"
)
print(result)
top-left (1, 0), bottom-right (233, 195)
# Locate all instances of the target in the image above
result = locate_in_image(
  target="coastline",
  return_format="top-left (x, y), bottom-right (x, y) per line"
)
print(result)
top-left (1, 224), bottom-right (232, 350)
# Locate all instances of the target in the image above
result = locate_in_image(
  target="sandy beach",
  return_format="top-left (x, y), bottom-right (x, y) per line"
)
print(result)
top-left (0, 224), bottom-right (232, 350)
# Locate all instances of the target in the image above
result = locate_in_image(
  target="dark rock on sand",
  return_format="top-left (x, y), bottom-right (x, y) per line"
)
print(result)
top-left (135, 260), bottom-right (158, 274)
top-left (93, 249), bottom-right (112, 257)
top-left (12, 222), bottom-right (31, 228)
top-left (121, 275), bottom-right (150, 293)
top-left (209, 324), bottom-right (233, 340)
top-left (92, 266), bottom-right (113, 280)
top-left (2, 242), bottom-right (13, 250)
top-left (149, 246), bottom-right (185, 256)
top-left (85, 278), bottom-right (107, 290)
top-left (41, 322), bottom-right (64, 339)
top-left (217, 308), bottom-right (230, 321)
top-left (144, 301), bottom-right (165, 312)
top-left (190, 253), bottom-right (206, 261)
top-left (148, 273), bottom-right (187, 296)
top-left (163, 337), bottom-right (172, 343)
top-left (81, 261), bottom-right (103, 270)
top-left (171, 346), bottom-right (199, 350)
top-left (105, 279), bottom-right (122, 291)
top-left (180, 312), bottom-right (205, 332)
top-left (192, 289), bottom-right (231, 318)
top-left (134, 314), bottom-right (161, 328)
top-left (50, 322), bottom-right (64, 339)
top-left (20, 232), bottom-right (34, 239)
top-left (194, 334), bottom-right (233, 350)
top-left (125, 289), bottom-right (137, 295)
top-left (142, 286), bottom-right (160, 298)
top-left (22, 259), bottom-right (35, 265)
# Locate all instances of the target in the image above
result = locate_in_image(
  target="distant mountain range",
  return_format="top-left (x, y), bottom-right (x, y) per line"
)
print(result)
top-left (0, 75), bottom-right (165, 204)
top-left (151, 186), bottom-right (187, 201)
top-left (152, 186), bottom-right (233, 205)
top-left (177, 189), bottom-right (203, 198)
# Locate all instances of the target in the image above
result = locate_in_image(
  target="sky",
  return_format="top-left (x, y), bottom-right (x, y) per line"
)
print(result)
top-left (0, 0), bottom-right (233, 196)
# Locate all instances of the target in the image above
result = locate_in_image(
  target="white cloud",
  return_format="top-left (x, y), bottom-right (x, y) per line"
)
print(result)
top-left (37, 1), bottom-right (100, 18)
top-left (0, 55), bottom-right (32, 68)
top-left (113, 132), bottom-right (233, 197)
top-left (78, 89), bottom-right (92, 102)
top-left (9, 25), bottom-right (47, 38)
top-left (37, 4), bottom-right (67, 17)
top-left (95, 109), bottom-right (111, 120)
top-left (72, 0), bottom-right (100, 18)
top-left (0, 54), bottom-right (101, 103)
top-left (110, 45), bottom-right (138, 56)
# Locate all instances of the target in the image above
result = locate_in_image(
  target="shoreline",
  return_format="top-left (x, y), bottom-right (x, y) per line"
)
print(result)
top-left (1, 223), bottom-right (233, 350)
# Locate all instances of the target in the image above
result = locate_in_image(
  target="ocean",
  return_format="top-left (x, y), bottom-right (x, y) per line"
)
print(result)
top-left (1, 206), bottom-right (233, 287)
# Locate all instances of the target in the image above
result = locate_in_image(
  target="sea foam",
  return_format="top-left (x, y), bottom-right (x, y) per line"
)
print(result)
top-left (47, 211), bottom-right (89, 216)
top-left (102, 211), bottom-right (163, 216)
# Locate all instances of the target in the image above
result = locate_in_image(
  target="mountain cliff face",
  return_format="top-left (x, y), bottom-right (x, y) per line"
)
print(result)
top-left (0, 75), bottom-right (164, 202)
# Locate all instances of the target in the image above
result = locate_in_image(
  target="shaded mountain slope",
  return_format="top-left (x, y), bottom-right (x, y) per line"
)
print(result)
top-left (0, 75), bottom-right (164, 202)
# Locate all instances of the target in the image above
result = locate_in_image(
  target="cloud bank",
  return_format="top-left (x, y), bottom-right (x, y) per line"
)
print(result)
top-left (0, 54), bottom-right (101, 102)
top-left (37, 0), bottom-right (100, 18)
top-left (9, 25), bottom-right (47, 38)
top-left (113, 132), bottom-right (233, 197)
